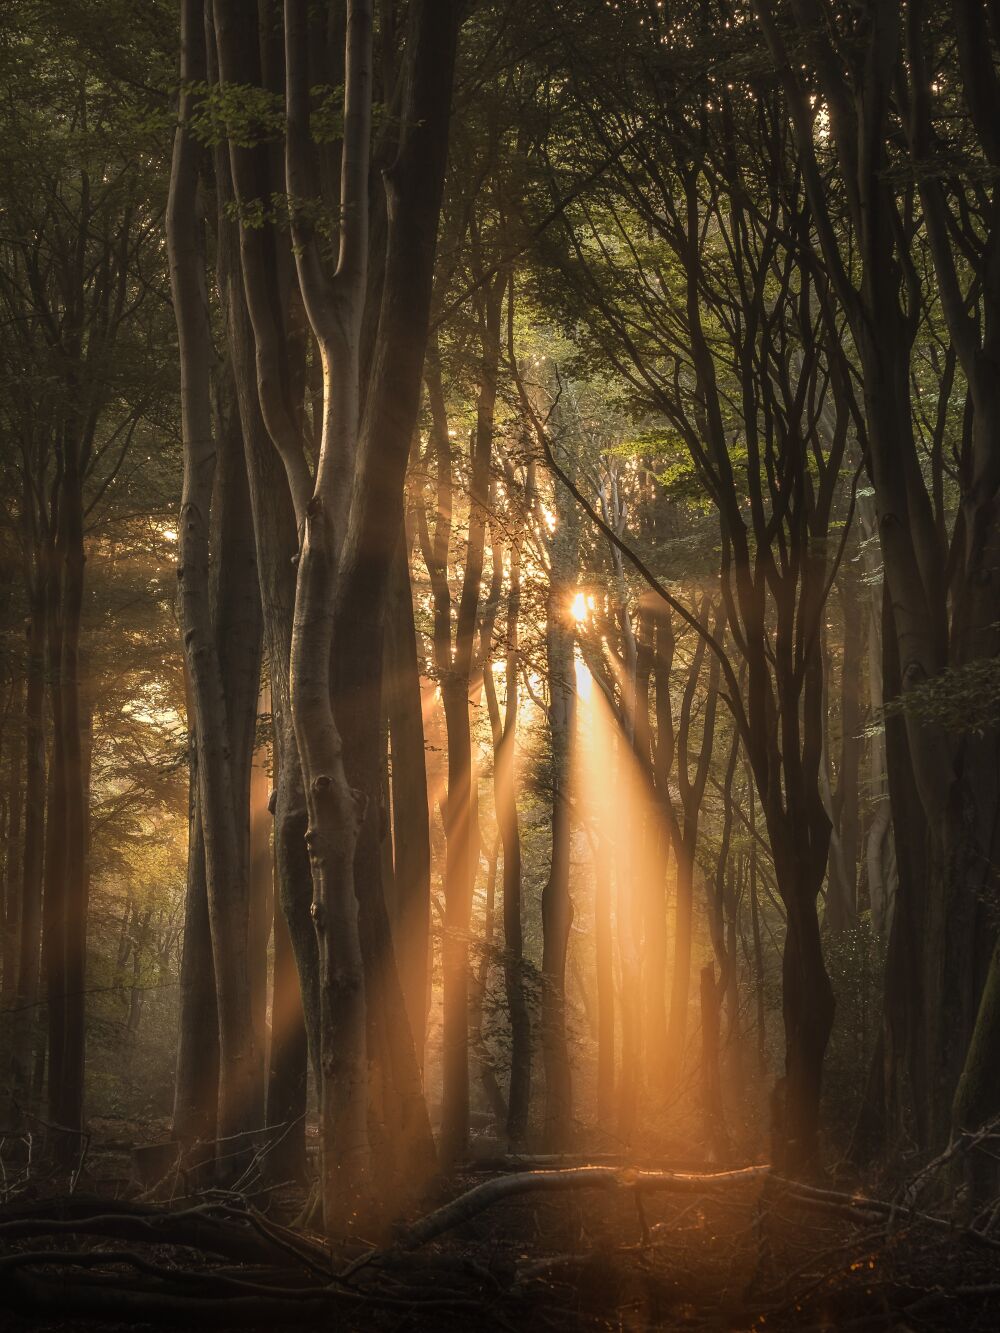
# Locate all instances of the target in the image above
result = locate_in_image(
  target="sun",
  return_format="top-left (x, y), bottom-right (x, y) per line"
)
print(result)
top-left (571, 592), bottom-right (596, 624)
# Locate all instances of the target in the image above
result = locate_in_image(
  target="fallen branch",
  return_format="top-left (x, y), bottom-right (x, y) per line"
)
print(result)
top-left (399, 1164), bottom-right (770, 1250)
top-left (897, 1116), bottom-right (1000, 1211)
top-left (0, 1249), bottom-right (323, 1300)
top-left (0, 1197), bottom-right (330, 1270)
top-left (463, 1152), bottom-right (697, 1172)
top-left (770, 1175), bottom-right (1000, 1251)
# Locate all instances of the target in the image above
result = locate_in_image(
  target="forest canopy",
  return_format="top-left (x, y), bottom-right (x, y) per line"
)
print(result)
top-left (1, 0), bottom-right (1000, 1327)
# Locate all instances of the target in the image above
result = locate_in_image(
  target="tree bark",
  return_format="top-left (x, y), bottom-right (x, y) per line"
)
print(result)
top-left (541, 522), bottom-right (577, 1151)
top-left (482, 530), bottom-right (531, 1147)
top-left (266, 859), bottom-right (308, 1182)
top-left (421, 274), bottom-right (504, 1161)
top-left (173, 787), bottom-right (219, 1147)
top-left (51, 455), bottom-right (88, 1157)
top-left (167, 0), bottom-right (261, 1152)
top-left (248, 726), bottom-right (272, 1110)
top-left (700, 963), bottom-right (731, 1163)
top-left (210, 357), bottom-right (267, 1136)
top-left (385, 538), bottom-right (432, 1066)
top-left (283, 0), bottom-right (374, 1230)
top-left (664, 611), bottom-right (720, 1084)
top-left (469, 837), bottom-right (507, 1128)
top-left (1, 676), bottom-right (24, 1014)
top-left (10, 591), bottom-right (44, 1113)
top-left (41, 520), bottom-right (68, 1147)
top-left (210, 0), bottom-right (320, 1079)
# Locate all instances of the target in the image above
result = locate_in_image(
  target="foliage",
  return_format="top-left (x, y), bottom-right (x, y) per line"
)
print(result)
top-left (882, 656), bottom-right (1000, 737)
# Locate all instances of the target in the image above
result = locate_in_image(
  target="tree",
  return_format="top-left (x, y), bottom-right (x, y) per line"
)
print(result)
top-left (190, 0), bottom-right (460, 1229)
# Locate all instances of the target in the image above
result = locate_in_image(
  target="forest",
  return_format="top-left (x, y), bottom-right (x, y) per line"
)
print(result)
top-left (1, 0), bottom-right (999, 1328)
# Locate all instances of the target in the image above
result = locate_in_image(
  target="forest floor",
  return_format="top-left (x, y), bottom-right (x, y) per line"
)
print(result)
top-left (1, 1136), bottom-right (998, 1331)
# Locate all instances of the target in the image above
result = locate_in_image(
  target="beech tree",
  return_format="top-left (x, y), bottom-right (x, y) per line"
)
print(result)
top-left (168, 0), bottom-right (461, 1228)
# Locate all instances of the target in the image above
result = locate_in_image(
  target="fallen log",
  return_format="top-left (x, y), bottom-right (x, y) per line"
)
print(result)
top-left (399, 1164), bottom-right (770, 1249)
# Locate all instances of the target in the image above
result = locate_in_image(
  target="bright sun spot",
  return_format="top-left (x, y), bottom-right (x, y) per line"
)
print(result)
top-left (571, 592), bottom-right (596, 623)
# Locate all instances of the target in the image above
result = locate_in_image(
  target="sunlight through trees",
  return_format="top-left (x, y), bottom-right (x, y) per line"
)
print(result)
top-left (2, 1), bottom-right (1000, 1325)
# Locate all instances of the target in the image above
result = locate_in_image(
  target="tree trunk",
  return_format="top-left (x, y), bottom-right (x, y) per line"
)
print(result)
top-left (249, 726), bottom-right (272, 1107)
top-left (482, 532), bottom-right (531, 1147)
top-left (1, 676), bottom-right (24, 1013)
top-left (246, 746), bottom-right (270, 1098)
top-left (41, 512), bottom-right (66, 1145)
top-left (175, 351), bottom-right (267, 1157)
top-left (541, 557), bottom-right (576, 1151)
top-left (833, 573), bottom-right (863, 924)
top-left (773, 849), bottom-right (835, 1173)
top-left (213, 158), bottom-right (319, 1089)
top-left (863, 546), bottom-right (895, 937)
top-left (666, 837), bottom-right (696, 1081)
top-left (209, 359), bottom-right (266, 1136)
top-left (52, 456), bottom-right (88, 1157)
top-left (439, 672), bottom-right (476, 1158)
top-left (499, 543), bottom-right (531, 1147)
top-left (332, 0), bottom-right (458, 1194)
top-left (173, 788), bottom-right (219, 1146)
top-left (635, 608), bottom-right (667, 1095)
top-left (823, 578), bottom-right (863, 934)
top-left (284, 0), bottom-right (374, 1228)
top-left (167, 2), bottom-right (261, 1152)
top-left (260, 685), bottom-right (307, 1181)
top-left (700, 963), bottom-right (730, 1163)
top-left (665, 619), bottom-right (720, 1083)
top-left (266, 852), bottom-right (308, 1182)
top-left (210, 0), bottom-right (320, 1078)
top-left (469, 837), bottom-right (507, 1129)
top-left (385, 538), bottom-right (432, 1065)
top-left (880, 590), bottom-right (931, 1150)
top-left (11, 590), bottom-right (46, 1113)
top-left (747, 783), bottom-right (766, 1077)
